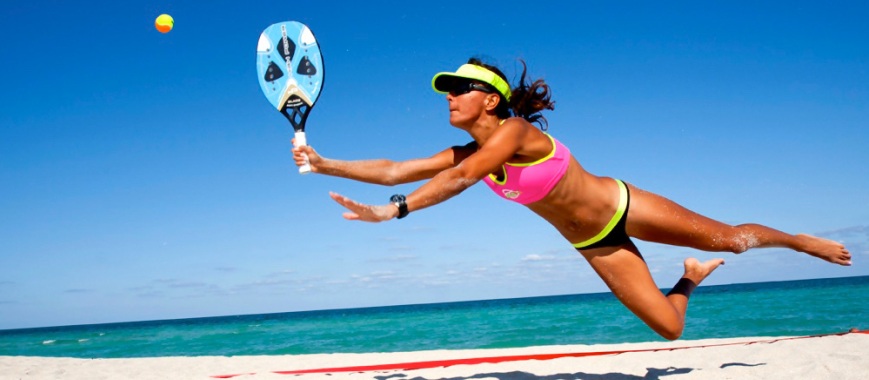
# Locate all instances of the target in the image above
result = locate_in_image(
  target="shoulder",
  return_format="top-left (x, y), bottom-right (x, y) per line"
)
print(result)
top-left (480, 119), bottom-right (535, 157)
top-left (494, 118), bottom-right (560, 159)
top-left (492, 117), bottom-right (535, 138)
top-left (492, 117), bottom-right (544, 144)
top-left (500, 117), bottom-right (534, 130)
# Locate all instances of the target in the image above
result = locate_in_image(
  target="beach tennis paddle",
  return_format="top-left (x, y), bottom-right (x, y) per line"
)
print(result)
top-left (256, 21), bottom-right (325, 174)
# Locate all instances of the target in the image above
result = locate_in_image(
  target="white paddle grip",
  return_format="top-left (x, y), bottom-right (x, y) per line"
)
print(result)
top-left (294, 131), bottom-right (312, 174)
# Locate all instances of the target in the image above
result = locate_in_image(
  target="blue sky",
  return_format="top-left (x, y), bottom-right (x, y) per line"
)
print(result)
top-left (1, 1), bottom-right (867, 330)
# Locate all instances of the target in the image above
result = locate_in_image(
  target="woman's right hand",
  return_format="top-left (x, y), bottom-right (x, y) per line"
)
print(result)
top-left (291, 139), bottom-right (322, 172)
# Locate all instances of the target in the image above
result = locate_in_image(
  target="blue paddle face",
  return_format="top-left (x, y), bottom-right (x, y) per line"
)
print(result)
top-left (256, 21), bottom-right (324, 131)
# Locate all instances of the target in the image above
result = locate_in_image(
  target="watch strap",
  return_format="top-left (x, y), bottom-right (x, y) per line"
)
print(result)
top-left (389, 194), bottom-right (409, 219)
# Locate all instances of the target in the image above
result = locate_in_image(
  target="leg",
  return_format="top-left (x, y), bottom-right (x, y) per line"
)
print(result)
top-left (578, 241), bottom-right (724, 340)
top-left (624, 183), bottom-right (851, 265)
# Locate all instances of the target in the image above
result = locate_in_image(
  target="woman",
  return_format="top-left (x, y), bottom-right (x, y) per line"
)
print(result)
top-left (292, 58), bottom-right (852, 340)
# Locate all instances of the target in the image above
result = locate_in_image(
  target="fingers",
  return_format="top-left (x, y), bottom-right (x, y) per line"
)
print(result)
top-left (329, 191), bottom-right (347, 204)
top-left (329, 192), bottom-right (388, 223)
top-left (292, 144), bottom-right (313, 156)
top-left (330, 192), bottom-right (358, 214)
top-left (332, 192), bottom-right (364, 221)
top-left (292, 144), bottom-right (315, 168)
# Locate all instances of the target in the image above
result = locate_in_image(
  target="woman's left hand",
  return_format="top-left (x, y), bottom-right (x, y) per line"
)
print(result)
top-left (329, 192), bottom-right (398, 222)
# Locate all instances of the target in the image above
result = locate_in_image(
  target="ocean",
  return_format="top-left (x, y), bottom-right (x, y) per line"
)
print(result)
top-left (1, 276), bottom-right (866, 358)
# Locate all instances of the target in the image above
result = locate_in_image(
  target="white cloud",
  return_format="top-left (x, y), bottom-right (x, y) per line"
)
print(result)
top-left (367, 254), bottom-right (418, 263)
top-left (520, 252), bottom-right (571, 262)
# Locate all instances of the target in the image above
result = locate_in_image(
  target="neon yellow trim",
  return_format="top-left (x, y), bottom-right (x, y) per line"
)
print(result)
top-left (432, 64), bottom-right (513, 101)
top-left (488, 169), bottom-right (507, 185)
top-left (506, 134), bottom-right (556, 167)
top-left (572, 180), bottom-right (628, 249)
top-left (487, 134), bottom-right (556, 184)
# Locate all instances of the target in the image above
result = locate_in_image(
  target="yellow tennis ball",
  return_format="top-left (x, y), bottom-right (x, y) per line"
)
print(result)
top-left (155, 14), bottom-right (174, 33)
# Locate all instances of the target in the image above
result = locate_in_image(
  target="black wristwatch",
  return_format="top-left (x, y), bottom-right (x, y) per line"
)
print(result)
top-left (390, 194), bottom-right (409, 219)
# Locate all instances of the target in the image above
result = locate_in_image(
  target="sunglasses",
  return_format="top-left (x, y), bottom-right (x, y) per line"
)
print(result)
top-left (448, 81), bottom-right (495, 96)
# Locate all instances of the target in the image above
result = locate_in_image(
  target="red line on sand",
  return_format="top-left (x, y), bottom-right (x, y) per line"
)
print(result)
top-left (211, 329), bottom-right (867, 378)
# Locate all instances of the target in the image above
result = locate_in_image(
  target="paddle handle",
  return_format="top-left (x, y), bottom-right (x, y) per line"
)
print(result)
top-left (293, 131), bottom-right (312, 174)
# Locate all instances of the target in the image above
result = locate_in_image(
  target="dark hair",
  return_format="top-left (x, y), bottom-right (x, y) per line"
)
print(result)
top-left (468, 58), bottom-right (555, 130)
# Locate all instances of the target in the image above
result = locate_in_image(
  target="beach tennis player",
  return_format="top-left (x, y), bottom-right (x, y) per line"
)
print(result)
top-left (292, 58), bottom-right (852, 340)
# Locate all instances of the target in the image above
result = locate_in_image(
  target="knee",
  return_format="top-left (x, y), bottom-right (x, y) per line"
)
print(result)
top-left (649, 320), bottom-right (683, 340)
top-left (657, 325), bottom-right (684, 341)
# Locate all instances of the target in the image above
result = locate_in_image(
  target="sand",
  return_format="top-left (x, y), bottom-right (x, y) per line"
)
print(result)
top-left (2, 331), bottom-right (866, 379)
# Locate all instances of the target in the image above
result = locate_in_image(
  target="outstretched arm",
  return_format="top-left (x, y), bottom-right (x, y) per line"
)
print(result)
top-left (330, 121), bottom-right (527, 222)
top-left (293, 142), bottom-right (475, 186)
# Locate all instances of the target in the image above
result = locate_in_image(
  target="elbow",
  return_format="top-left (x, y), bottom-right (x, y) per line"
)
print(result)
top-left (379, 166), bottom-right (404, 186)
top-left (458, 175), bottom-right (481, 191)
top-left (448, 170), bottom-right (481, 193)
top-left (380, 177), bottom-right (400, 187)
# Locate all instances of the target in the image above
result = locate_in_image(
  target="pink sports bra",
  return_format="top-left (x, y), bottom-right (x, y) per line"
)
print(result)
top-left (481, 134), bottom-right (571, 205)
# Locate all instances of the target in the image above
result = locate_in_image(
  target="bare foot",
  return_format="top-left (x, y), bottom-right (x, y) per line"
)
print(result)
top-left (795, 234), bottom-right (852, 266)
top-left (683, 257), bottom-right (725, 285)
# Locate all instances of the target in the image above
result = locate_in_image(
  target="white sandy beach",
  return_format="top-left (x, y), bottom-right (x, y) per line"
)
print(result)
top-left (2, 331), bottom-right (866, 380)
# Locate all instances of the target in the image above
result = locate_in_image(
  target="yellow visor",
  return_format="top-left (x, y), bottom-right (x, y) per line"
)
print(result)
top-left (432, 64), bottom-right (512, 102)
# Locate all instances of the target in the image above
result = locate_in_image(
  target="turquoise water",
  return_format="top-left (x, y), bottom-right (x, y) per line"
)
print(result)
top-left (1, 276), bottom-right (866, 358)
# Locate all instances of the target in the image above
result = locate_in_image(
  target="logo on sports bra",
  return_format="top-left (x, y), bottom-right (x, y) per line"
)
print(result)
top-left (502, 189), bottom-right (521, 199)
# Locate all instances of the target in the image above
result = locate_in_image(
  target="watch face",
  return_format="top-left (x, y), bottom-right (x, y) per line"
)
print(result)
top-left (390, 194), bottom-right (409, 219)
